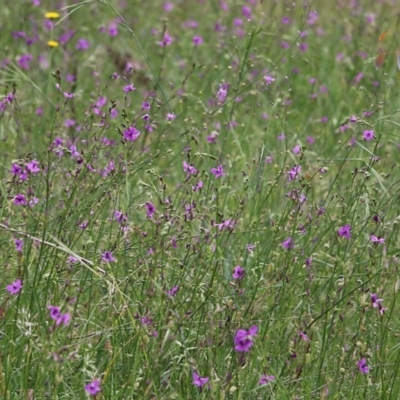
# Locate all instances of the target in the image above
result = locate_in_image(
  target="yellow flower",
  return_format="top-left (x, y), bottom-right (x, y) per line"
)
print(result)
top-left (45, 12), bottom-right (60, 19)
top-left (47, 40), bottom-right (59, 47)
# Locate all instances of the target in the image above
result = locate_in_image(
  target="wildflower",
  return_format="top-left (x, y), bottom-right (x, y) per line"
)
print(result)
top-left (85, 379), bottom-right (101, 396)
top-left (17, 54), bottom-right (33, 70)
top-left (234, 325), bottom-right (258, 352)
top-left (123, 83), bottom-right (136, 93)
top-left (11, 164), bottom-right (22, 175)
top-left (215, 219), bottom-right (236, 230)
top-left (29, 197), bottom-right (39, 207)
top-left (14, 194), bottom-right (27, 205)
top-left (246, 243), bottom-right (255, 252)
top-left (192, 372), bottom-right (209, 388)
top-left (45, 12), bottom-right (60, 19)
top-left (102, 251), bottom-right (116, 263)
top-left (183, 161), bottom-right (198, 177)
top-left (76, 38), bottom-right (90, 50)
top-left (145, 202), bottom-right (156, 218)
top-left (79, 220), bottom-right (88, 230)
top-left (26, 160), bottom-right (40, 174)
top-left (232, 266), bottom-right (245, 280)
top-left (123, 126), bottom-right (140, 141)
top-left (288, 165), bottom-right (301, 181)
top-left (167, 286), bottom-right (179, 298)
top-left (264, 75), bottom-right (275, 85)
top-left (210, 165), bottom-right (225, 178)
top-left (299, 42), bottom-right (308, 52)
top-left (14, 238), bottom-right (24, 252)
top-left (192, 180), bottom-right (203, 192)
top-left (206, 131), bottom-right (218, 143)
top-left (242, 5), bottom-right (252, 18)
top-left (47, 40), bottom-right (59, 47)
top-left (192, 35), bottom-right (203, 46)
top-left (338, 225), bottom-right (351, 239)
top-left (6, 279), bottom-right (23, 295)
top-left (142, 101), bottom-right (151, 110)
top-left (114, 211), bottom-right (127, 223)
top-left (370, 234), bottom-right (384, 244)
top-left (163, 2), bottom-right (174, 12)
top-left (166, 112), bottom-right (176, 121)
top-left (59, 30), bottom-right (74, 45)
top-left (47, 306), bottom-right (70, 326)
top-left (363, 130), bottom-right (374, 141)
top-left (371, 293), bottom-right (387, 314)
top-left (158, 32), bottom-right (173, 47)
top-left (216, 84), bottom-right (228, 103)
top-left (299, 331), bottom-right (310, 341)
top-left (259, 374), bottom-right (275, 385)
top-left (357, 358), bottom-right (369, 374)
top-left (67, 255), bottom-right (78, 264)
top-left (292, 145), bottom-right (301, 155)
top-left (281, 237), bottom-right (294, 250)
top-left (108, 22), bottom-right (118, 37)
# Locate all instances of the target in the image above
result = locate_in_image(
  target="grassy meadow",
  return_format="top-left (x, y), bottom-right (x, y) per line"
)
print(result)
top-left (2, 0), bottom-right (400, 398)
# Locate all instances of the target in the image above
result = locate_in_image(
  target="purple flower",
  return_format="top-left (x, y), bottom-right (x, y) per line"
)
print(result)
top-left (123, 83), bottom-right (136, 93)
top-left (14, 238), bottom-right (24, 252)
top-left (281, 237), bottom-right (294, 250)
top-left (166, 112), bottom-right (176, 121)
top-left (167, 286), bottom-right (179, 298)
top-left (292, 145), bottom-right (301, 155)
top-left (67, 255), bottom-right (78, 264)
top-left (192, 180), bottom-right (203, 192)
top-left (158, 32), bottom-right (173, 47)
top-left (17, 54), bottom-right (33, 70)
top-left (338, 225), bottom-right (351, 239)
top-left (370, 234), bottom-right (384, 244)
top-left (288, 165), bottom-right (301, 181)
top-left (79, 220), bottom-right (88, 230)
top-left (242, 6), bottom-right (252, 19)
top-left (6, 279), bottom-right (23, 295)
top-left (114, 211), bottom-right (127, 223)
top-left (299, 331), bottom-right (310, 341)
top-left (85, 379), bottom-right (101, 395)
top-left (14, 194), bottom-right (27, 206)
top-left (215, 219), bottom-right (236, 230)
top-left (234, 325), bottom-right (258, 352)
top-left (363, 130), bottom-right (374, 141)
top-left (232, 266), bottom-right (245, 280)
top-left (183, 161), bottom-right (198, 177)
top-left (192, 372), bottom-right (209, 388)
top-left (26, 160), bottom-right (40, 174)
top-left (11, 164), bottom-right (22, 176)
top-left (145, 202), bottom-right (156, 218)
top-left (210, 165), bottom-right (225, 178)
top-left (371, 293), bottom-right (387, 315)
top-left (264, 75), bottom-right (275, 85)
top-left (108, 22), bottom-right (119, 37)
top-left (47, 306), bottom-right (70, 326)
top-left (102, 251), bottom-right (116, 263)
top-left (357, 358), bottom-right (369, 374)
top-left (307, 10), bottom-right (319, 25)
top-left (76, 38), bottom-right (90, 50)
top-left (259, 374), bottom-right (275, 385)
top-left (29, 197), bottom-right (39, 207)
top-left (123, 126), bottom-right (140, 141)
top-left (193, 36), bottom-right (204, 46)
top-left (216, 84), bottom-right (228, 103)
